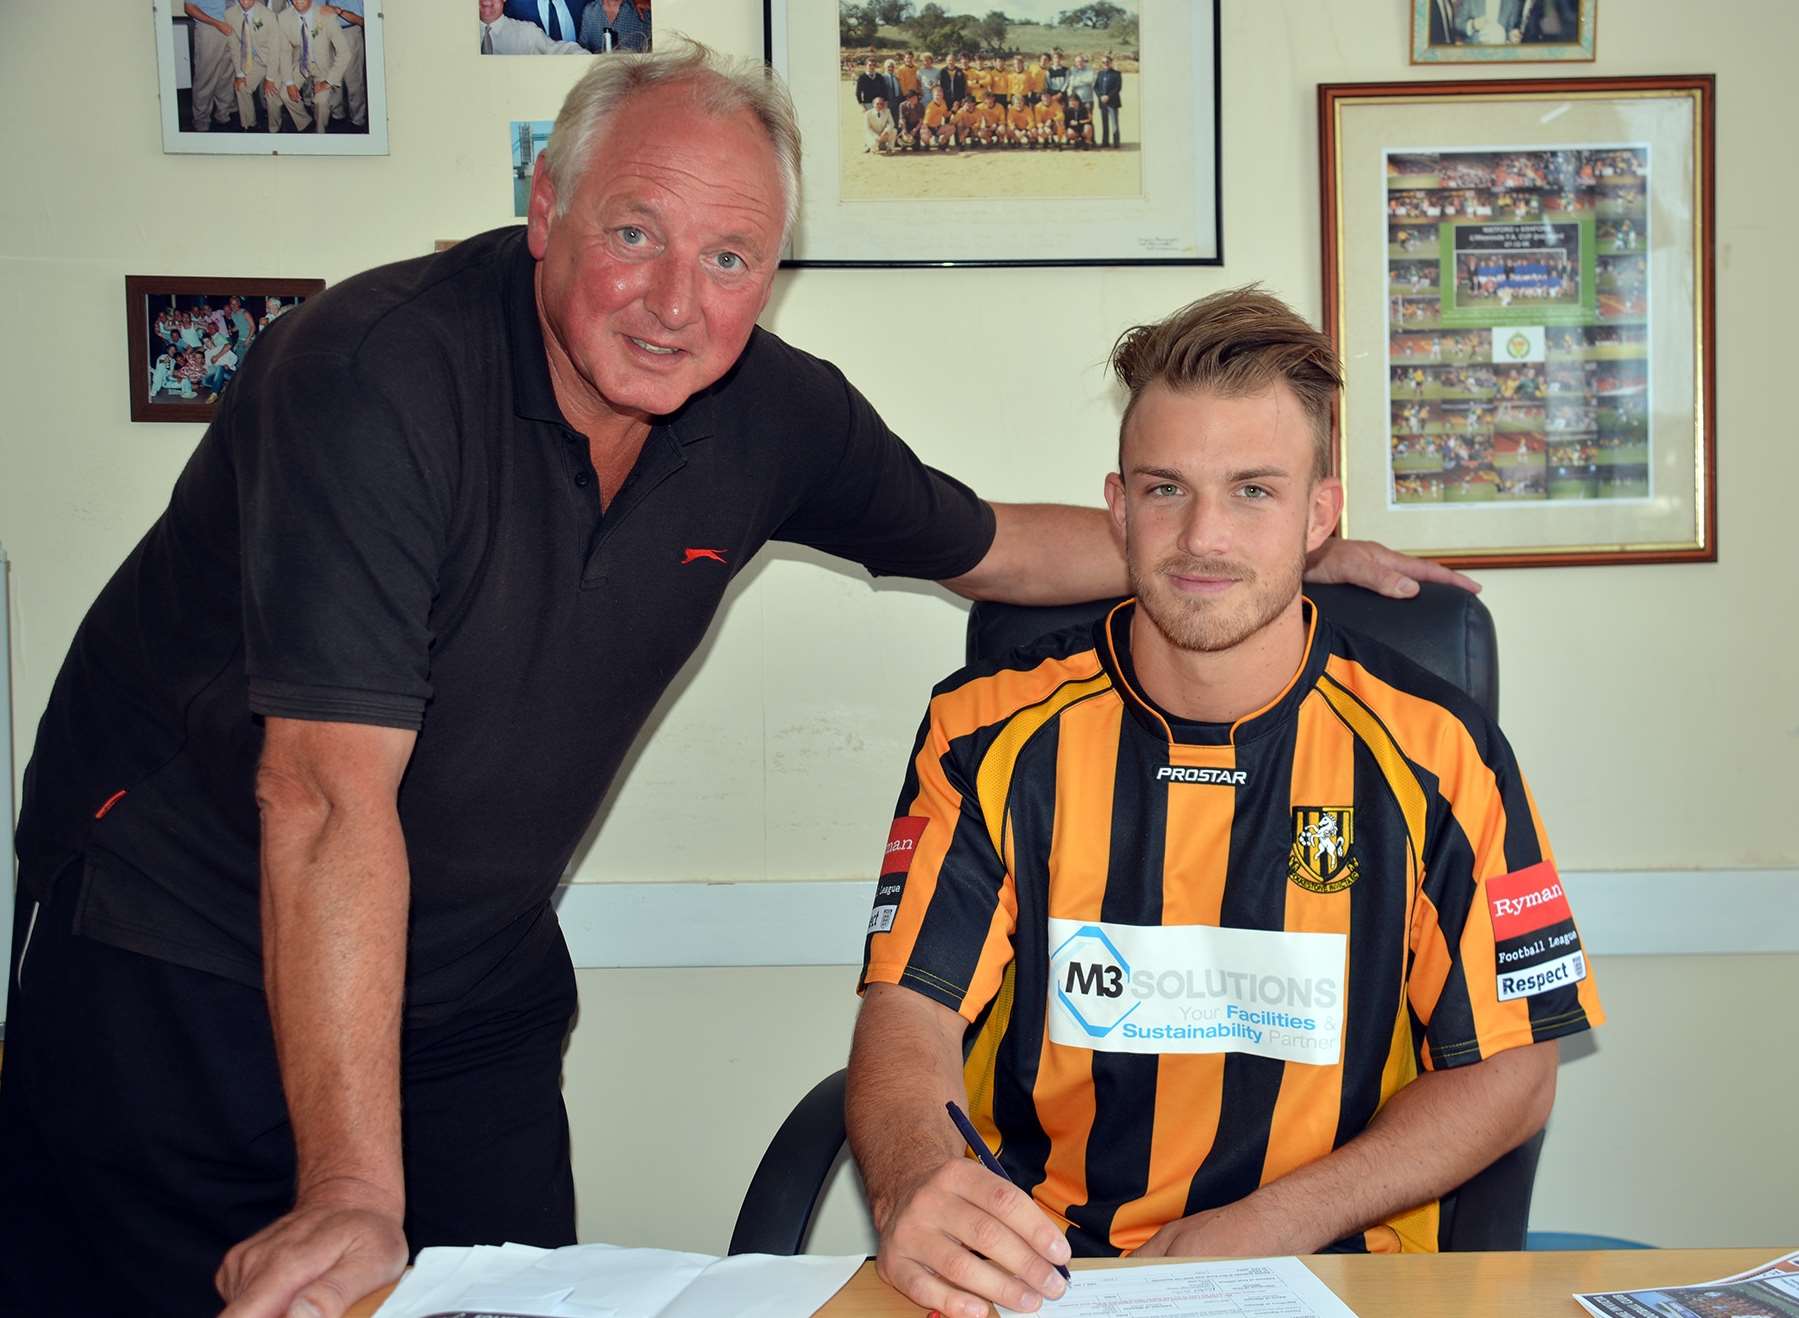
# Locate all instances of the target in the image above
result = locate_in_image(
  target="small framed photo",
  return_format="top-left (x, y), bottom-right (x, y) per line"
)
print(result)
top-left (764, 0), bottom-right (1220, 267)
top-left (479, 0), bottom-right (653, 55)
top-left (1411, 0), bottom-right (1596, 65)
top-left (151, 0), bottom-right (389, 155)
top-left (512, 120), bottom-right (555, 217)
top-left (126, 276), bottom-right (325, 422)
top-left (1319, 75), bottom-right (1715, 568)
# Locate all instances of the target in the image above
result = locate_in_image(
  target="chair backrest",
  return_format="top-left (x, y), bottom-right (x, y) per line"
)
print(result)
top-left (966, 582), bottom-right (1499, 718)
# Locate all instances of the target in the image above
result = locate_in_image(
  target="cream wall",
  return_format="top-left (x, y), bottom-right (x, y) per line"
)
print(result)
top-left (2, 0), bottom-right (1796, 1258)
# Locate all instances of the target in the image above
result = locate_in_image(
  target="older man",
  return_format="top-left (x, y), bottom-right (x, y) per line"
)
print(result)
top-left (1, 41), bottom-right (1465, 1318)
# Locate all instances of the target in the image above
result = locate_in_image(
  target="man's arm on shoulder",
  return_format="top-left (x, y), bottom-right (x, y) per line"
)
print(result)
top-left (847, 984), bottom-right (1071, 1318)
top-left (216, 716), bottom-right (415, 1318)
top-left (940, 503), bottom-right (1480, 603)
top-left (1134, 1040), bottom-right (1557, 1258)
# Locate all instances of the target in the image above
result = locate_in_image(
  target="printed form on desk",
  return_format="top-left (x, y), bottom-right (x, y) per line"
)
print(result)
top-left (999, 1257), bottom-right (1360, 1318)
top-left (371, 1241), bottom-right (865, 1318)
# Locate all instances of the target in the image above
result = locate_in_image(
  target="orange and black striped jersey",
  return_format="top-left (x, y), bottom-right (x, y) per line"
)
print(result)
top-left (860, 599), bottom-right (1601, 1257)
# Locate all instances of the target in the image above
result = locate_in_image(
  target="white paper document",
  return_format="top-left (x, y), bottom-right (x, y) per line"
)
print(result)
top-left (372, 1241), bottom-right (866, 1318)
top-left (998, 1257), bottom-right (1359, 1318)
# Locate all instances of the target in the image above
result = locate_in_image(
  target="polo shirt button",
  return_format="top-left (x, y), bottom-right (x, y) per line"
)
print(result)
top-left (573, 471), bottom-right (591, 487)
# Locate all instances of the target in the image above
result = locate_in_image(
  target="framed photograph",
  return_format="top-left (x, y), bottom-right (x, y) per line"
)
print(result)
top-left (512, 120), bottom-right (555, 217)
top-left (1411, 0), bottom-right (1596, 64)
top-left (126, 276), bottom-right (326, 423)
top-left (151, 0), bottom-right (389, 155)
top-left (479, 0), bottom-right (653, 55)
top-left (1319, 76), bottom-right (1714, 567)
top-left (764, 0), bottom-right (1220, 267)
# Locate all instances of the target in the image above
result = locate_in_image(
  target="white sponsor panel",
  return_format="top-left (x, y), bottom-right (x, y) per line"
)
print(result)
top-left (1496, 948), bottom-right (1587, 1002)
top-left (867, 904), bottom-right (898, 935)
top-left (1046, 917), bottom-right (1347, 1065)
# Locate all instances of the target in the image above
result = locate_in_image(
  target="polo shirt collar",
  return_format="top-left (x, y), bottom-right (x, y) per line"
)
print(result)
top-left (501, 227), bottom-right (739, 447)
top-left (1098, 597), bottom-right (1328, 748)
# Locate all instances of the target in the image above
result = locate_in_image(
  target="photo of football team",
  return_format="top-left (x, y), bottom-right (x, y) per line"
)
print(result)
top-left (837, 0), bottom-right (1143, 202)
top-left (1382, 146), bottom-right (1649, 505)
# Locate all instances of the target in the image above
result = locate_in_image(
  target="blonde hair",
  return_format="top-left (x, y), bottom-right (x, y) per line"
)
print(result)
top-left (542, 36), bottom-right (803, 237)
top-left (1110, 286), bottom-right (1342, 478)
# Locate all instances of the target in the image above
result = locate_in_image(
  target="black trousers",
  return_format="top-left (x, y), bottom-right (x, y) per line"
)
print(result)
top-left (0, 869), bottom-right (578, 1317)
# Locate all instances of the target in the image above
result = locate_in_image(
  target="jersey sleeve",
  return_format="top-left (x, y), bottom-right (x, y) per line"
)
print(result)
top-left (859, 703), bottom-right (1018, 1022)
top-left (1407, 718), bottom-right (1604, 1071)
top-left (229, 350), bottom-right (449, 730)
top-left (776, 366), bottom-right (996, 581)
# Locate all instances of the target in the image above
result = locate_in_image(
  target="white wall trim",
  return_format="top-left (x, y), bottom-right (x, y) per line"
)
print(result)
top-left (551, 869), bottom-right (1799, 969)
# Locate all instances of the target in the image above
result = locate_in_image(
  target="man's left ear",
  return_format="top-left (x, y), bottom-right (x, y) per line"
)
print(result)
top-left (525, 153), bottom-right (557, 258)
top-left (1307, 476), bottom-right (1344, 553)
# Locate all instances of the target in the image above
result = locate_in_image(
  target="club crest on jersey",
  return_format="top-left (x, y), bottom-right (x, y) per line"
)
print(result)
top-left (1288, 807), bottom-right (1360, 894)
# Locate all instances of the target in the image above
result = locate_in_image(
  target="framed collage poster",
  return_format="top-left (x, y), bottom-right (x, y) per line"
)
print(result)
top-left (1320, 76), bottom-right (1714, 567)
top-left (765, 0), bottom-right (1220, 267)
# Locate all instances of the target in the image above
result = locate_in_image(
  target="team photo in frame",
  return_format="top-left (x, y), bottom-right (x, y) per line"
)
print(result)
top-left (1320, 75), bottom-right (1714, 568)
top-left (126, 275), bottom-right (325, 422)
top-left (766, 0), bottom-right (1220, 267)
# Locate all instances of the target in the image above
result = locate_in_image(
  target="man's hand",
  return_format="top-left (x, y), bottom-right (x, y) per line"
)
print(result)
top-left (874, 1155), bottom-right (1070, 1318)
top-left (288, 83), bottom-right (302, 101)
top-left (264, 78), bottom-right (278, 97)
top-left (216, 1180), bottom-right (408, 1318)
top-left (1304, 536), bottom-right (1480, 599)
top-left (1131, 1195), bottom-right (1304, 1260)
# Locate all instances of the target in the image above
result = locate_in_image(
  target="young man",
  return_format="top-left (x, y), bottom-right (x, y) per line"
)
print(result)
top-left (1063, 91), bottom-right (1092, 147)
top-left (976, 92), bottom-right (1006, 146)
top-left (1031, 89), bottom-right (1063, 147)
top-left (952, 97), bottom-right (980, 149)
top-left (920, 85), bottom-right (954, 150)
top-left (896, 88), bottom-right (924, 149)
top-left (1006, 94), bottom-right (1035, 147)
top-left (222, 0), bottom-right (282, 131)
top-left (847, 287), bottom-right (1600, 1318)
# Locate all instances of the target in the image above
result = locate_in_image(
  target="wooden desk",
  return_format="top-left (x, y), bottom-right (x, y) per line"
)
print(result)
top-left (348, 1247), bottom-right (1785, 1316)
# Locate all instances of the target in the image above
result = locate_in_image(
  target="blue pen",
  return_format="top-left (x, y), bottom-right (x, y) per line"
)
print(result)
top-left (946, 1100), bottom-right (1073, 1283)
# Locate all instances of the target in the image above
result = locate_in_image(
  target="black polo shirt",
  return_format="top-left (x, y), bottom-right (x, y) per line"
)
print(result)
top-left (15, 226), bottom-right (995, 1017)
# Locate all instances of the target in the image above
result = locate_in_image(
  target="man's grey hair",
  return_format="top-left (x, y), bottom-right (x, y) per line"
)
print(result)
top-left (542, 37), bottom-right (803, 238)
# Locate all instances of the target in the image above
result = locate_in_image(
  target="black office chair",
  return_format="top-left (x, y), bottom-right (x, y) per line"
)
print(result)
top-left (730, 583), bottom-right (1540, 1257)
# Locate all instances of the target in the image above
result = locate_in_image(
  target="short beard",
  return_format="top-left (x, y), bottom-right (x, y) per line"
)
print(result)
top-left (1126, 543), bottom-right (1307, 654)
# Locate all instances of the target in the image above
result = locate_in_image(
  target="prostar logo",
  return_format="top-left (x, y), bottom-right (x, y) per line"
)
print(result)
top-left (681, 547), bottom-right (728, 565)
top-left (1155, 766), bottom-right (1246, 785)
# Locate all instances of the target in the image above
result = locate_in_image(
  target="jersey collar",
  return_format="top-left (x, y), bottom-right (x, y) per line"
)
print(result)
top-left (1097, 597), bottom-right (1330, 748)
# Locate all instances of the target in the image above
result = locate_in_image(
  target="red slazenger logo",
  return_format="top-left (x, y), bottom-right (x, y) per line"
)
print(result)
top-left (1487, 861), bottom-right (1573, 941)
top-left (880, 817), bottom-right (928, 877)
